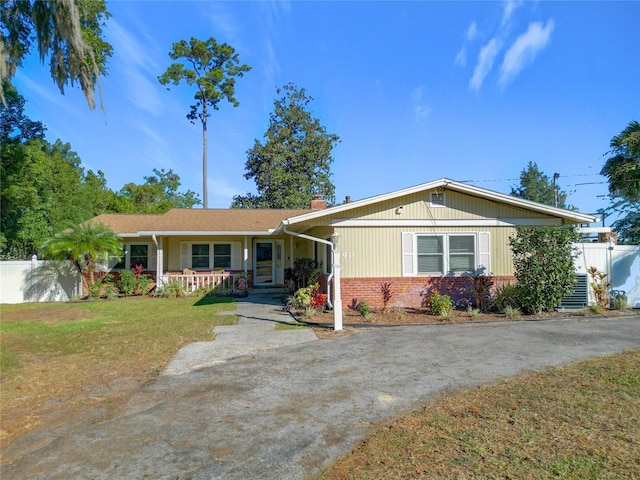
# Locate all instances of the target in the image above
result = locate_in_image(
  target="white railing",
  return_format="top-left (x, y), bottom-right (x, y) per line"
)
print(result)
top-left (160, 272), bottom-right (236, 293)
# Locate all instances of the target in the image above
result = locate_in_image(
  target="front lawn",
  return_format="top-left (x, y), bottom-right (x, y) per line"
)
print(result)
top-left (0, 297), bottom-right (236, 445)
top-left (321, 351), bottom-right (640, 480)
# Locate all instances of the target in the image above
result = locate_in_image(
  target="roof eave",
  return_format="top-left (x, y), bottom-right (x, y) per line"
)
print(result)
top-left (135, 230), bottom-right (276, 236)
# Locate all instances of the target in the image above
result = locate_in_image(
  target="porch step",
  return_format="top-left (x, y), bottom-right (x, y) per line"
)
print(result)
top-left (247, 287), bottom-right (290, 302)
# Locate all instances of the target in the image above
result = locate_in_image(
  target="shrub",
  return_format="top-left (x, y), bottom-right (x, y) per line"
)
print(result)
top-left (88, 274), bottom-right (114, 299)
top-left (429, 290), bottom-right (452, 316)
top-left (504, 305), bottom-right (521, 319)
top-left (136, 273), bottom-right (152, 295)
top-left (589, 303), bottom-right (605, 314)
top-left (509, 225), bottom-right (580, 314)
top-left (158, 278), bottom-right (188, 298)
top-left (288, 283), bottom-right (326, 317)
top-left (356, 300), bottom-right (372, 318)
top-left (291, 259), bottom-right (319, 289)
top-left (470, 274), bottom-right (494, 312)
top-left (380, 282), bottom-right (393, 313)
top-left (587, 266), bottom-right (611, 309)
top-left (612, 292), bottom-right (628, 310)
top-left (492, 283), bottom-right (520, 313)
top-left (118, 270), bottom-right (137, 296)
top-left (466, 306), bottom-right (480, 319)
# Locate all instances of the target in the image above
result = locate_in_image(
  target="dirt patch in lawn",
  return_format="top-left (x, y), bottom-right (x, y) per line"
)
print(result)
top-left (1, 307), bottom-right (97, 324)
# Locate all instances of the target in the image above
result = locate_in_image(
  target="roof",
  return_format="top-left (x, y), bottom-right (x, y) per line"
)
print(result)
top-left (89, 179), bottom-right (597, 237)
top-left (283, 178), bottom-right (597, 226)
top-left (91, 208), bottom-right (311, 237)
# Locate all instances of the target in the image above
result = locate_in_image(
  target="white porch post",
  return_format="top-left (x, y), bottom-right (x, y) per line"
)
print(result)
top-left (155, 236), bottom-right (164, 285)
top-left (332, 232), bottom-right (343, 331)
top-left (243, 235), bottom-right (249, 275)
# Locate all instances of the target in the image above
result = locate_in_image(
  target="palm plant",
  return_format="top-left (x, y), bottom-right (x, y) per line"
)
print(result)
top-left (41, 222), bottom-right (122, 290)
top-left (601, 120), bottom-right (640, 202)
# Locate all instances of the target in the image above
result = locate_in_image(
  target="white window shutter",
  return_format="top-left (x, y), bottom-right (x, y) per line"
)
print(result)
top-left (478, 232), bottom-right (490, 274)
top-left (231, 242), bottom-right (242, 270)
top-left (402, 233), bottom-right (415, 276)
top-left (148, 243), bottom-right (157, 271)
top-left (180, 242), bottom-right (189, 269)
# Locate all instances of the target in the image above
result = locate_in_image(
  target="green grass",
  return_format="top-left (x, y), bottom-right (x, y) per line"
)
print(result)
top-left (1, 297), bottom-right (237, 443)
top-left (322, 351), bottom-right (640, 480)
top-left (1, 297), bottom-right (236, 379)
top-left (274, 320), bottom-right (311, 331)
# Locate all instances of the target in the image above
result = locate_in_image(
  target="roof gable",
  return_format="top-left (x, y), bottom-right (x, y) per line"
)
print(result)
top-left (283, 178), bottom-right (597, 226)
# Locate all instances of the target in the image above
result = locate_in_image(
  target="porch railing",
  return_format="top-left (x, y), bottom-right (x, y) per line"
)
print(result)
top-left (159, 272), bottom-right (236, 293)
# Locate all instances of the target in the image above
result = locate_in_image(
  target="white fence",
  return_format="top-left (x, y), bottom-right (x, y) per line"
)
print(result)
top-left (574, 243), bottom-right (640, 308)
top-left (0, 258), bottom-right (82, 304)
top-left (160, 273), bottom-right (236, 293)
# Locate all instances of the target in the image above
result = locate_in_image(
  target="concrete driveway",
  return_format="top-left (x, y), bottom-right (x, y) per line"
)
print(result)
top-left (3, 312), bottom-right (639, 480)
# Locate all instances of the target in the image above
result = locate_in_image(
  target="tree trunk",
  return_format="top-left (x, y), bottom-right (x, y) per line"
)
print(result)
top-left (202, 105), bottom-right (208, 208)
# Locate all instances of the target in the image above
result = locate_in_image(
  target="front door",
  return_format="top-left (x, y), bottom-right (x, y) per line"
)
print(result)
top-left (254, 241), bottom-right (274, 285)
top-left (254, 240), bottom-right (285, 286)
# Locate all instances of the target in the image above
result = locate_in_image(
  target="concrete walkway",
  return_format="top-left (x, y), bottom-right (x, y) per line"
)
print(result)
top-left (163, 292), bottom-right (318, 375)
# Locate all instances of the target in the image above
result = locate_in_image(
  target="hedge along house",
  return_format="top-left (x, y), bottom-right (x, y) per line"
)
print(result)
top-left (91, 178), bottom-right (596, 330)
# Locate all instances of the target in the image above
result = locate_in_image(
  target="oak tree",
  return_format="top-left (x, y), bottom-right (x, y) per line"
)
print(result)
top-left (232, 83), bottom-right (340, 209)
top-left (0, 0), bottom-right (112, 109)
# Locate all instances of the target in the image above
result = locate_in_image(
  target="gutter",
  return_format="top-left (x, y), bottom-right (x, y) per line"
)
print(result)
top-left (281, 221), bottom-right (334, 310)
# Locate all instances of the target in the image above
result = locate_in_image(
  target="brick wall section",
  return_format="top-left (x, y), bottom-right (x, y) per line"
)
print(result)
top-left (340, 276), bottom-right (515, 310)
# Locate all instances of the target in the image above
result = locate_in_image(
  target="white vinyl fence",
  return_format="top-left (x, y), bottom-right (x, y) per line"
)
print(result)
top-left (0, 257), bottom-right (82, 304)
top-left (574, 243), bottom-right (640, 308)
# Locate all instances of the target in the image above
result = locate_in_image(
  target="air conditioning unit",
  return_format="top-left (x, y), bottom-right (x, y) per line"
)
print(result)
top-left (558, 274), bottom-right (589, 310)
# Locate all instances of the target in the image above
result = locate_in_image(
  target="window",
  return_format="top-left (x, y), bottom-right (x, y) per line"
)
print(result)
top-left (130, 244), bottom-right (148, 269)
top-left (192, 244), bottom-right (210, 269)
top-left (181, 241), bottom-right (240, 270)
top-left (403, 232), bottom-right (489, 276)
top-left (448, 236), bottom-right (475, 273)
top-left (111, 243), bottom-right (155, 271)
top-left (113, 247), bottom-right (126, 269)
top-left (213, 244), bottom-right (231, 269)
top-left (429, 192), bottom-right (445, 207)
top-left (417, 236), bottom-right (444, 274)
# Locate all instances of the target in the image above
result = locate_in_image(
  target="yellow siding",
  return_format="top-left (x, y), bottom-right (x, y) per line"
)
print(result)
top-left (335, 225), bottom-right (517, 278)
top-left (163, 235), bottom-right (293, 271)
top-left (294, 189), bottom-right (553, 231)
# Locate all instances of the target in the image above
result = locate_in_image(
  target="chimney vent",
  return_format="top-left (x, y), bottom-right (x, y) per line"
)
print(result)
top-left (345, 195), bottom-right (351, 203)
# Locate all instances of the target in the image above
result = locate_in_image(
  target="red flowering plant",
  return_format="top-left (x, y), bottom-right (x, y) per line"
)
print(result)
top-left (289, 283), bottom-right (327, 317)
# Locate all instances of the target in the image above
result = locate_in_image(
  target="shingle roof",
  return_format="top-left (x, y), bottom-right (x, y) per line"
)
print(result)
top-left (90, 209), bottom-right (311, 236)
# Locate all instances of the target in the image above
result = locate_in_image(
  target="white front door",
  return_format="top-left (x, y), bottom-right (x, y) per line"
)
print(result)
top-left (254, 240), bottom-right (284, 286)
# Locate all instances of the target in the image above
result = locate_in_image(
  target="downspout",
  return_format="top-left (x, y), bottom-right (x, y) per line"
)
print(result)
top-left (282, 221), bottom-right (342, 331)
top-left (281, 222), bottom-right (334, 309)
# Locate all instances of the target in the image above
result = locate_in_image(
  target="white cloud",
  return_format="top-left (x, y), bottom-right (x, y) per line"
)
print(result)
top-left (107, 19), bottom-right (163, 115)
top-left (499, 19), bottom-right (555, 88)
top-left (455, 22), bottom-right (480, 67)
top-left (502, 0), bottom-right (523, 27)
top-left (469, 38), bottom-right (501, 92)
top-left (262, 38), bottom-right (281, 88)
top-left (411, 86), bottom-right (431, 121)
top-left (455, 48), bottom-right (467, 67)
top-left (466, 21), bottom-right (479, 41)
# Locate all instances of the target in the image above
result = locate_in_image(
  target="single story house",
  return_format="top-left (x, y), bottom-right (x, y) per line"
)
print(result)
top-left (91, 178), bottom-right (596, 328)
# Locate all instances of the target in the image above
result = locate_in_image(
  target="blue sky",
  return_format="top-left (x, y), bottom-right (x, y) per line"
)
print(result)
top-left (14, 1), bottom-right (640, 224)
